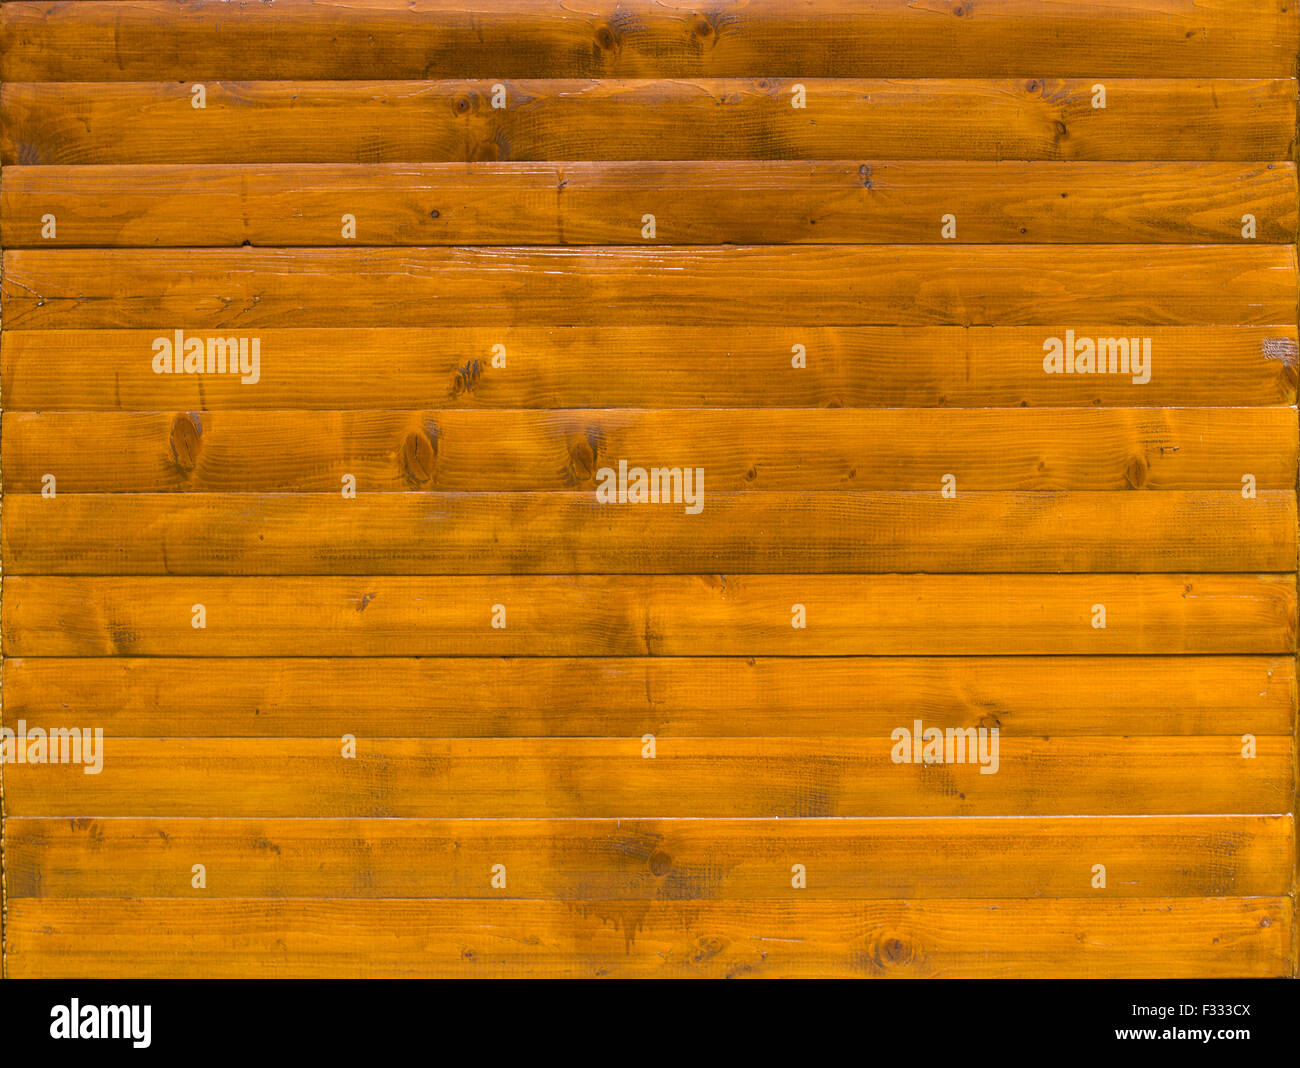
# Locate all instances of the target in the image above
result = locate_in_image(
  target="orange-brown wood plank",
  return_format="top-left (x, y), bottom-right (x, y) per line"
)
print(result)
top-left (5, 816), bottom-right (1291, 899)
top-left (2, 79), bottom-right (1294, 166)
top-left (2, 246), bottom-right (1294, 329)
top-left (5, 409), bottom-right (1293, 493)
top-left (4, 491), bottom-right (1294, 574)
top-left (6, 655), bottom-right (1291, 737)
top-left (0, 737), bottom-right (1291, 818)
top-left (5, 657), bottom-right (1289, 737)
top-left (3, 574), bottom-right (1293, 656)
top-left (5, 326), bottom-right (1294, 409)
top-left (3, 161), bottom-right (1296, 246)
top-left (3, 0), bottom-right (1295, 80)
top-left (5, 897), bottom-right (1292, 978)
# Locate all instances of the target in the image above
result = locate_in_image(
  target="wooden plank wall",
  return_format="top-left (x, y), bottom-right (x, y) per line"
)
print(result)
top-left (0, 0), bottom-right (1296, 979)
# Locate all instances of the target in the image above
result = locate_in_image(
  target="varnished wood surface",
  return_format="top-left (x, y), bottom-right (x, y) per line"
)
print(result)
top-left (2, 737), bottom-right (1292, 817)
top-left (4, 246), bottom-right (1295, 328)
top-left (5, 491), bottom-right (1294, 574)
top-left (1, 0), bottom-right (1295, 982)
top-left (6, 817), bottom-right (1291, 898)
top-left (5, 409), bottom-right (1293, 492)
top-left (6, 898), bottom-right (1291, 978)
top-left (3, 162), bottom-right (1295, 246)
top-left (5, 656), bottom-right (1290, 737)
top-left (3, 79), bottom-right (1294, 166)
top-left (5, 326), bottom-right (1294, 409)
top-left (4, 574), bottom-right (1294, 656)
top-left (3, 0), bottom-right (1295, 80)
top-left (2, 737), bottom-right (1289, 821)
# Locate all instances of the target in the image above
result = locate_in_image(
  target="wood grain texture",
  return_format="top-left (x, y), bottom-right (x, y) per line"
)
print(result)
top-left (3, 246), bottom-right (1295, 329)
top-left (6, 656), bottom-right (1289, 737)
top-left (5, 897), bottom-right (1291, 978)
top-left (2, 79), bottom-right (1294, 166)
top-left (2, 0), bottom-right (1296, 983)
top-left (5, 326), bottom-right (1294, 409)
top-left (5, 409), bottom-right (1293, 493)
top-left (5, 491), bottom-right (1295, 574)
top-left (1, 737), bottom-right (1292, 817)
top-left (6, 817), bottom-right (1291, 899)
top-left (3, 0), bottom-right (1295, 80)
top-left (3, 574), bottom-right (1294, 656)
top-left (3, 161), bottom-right (1296, 246)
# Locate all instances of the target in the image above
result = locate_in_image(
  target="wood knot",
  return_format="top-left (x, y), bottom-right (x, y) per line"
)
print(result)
top-left (648, 851), bottom-right (672, 876)
top-left (402, 428), bottom-right (436, 484)
top-left (450, 359), bottom-right (482, 398)
top-left (692, 935), bottom-right (725, 963)
top-left (471, 141), bottom-right (501, 162)
top-left (568, 434), bottom-right (598, 483)
top-left (452, 92), bottom-right (474, 115)
top-left (169, 412), bottom-right (202, 470)
top-left (692, 14), bottom-right (714, 39)
top-left (869, 932), bottom-right (916, 969)
top-left (595, 24), bottom-right (618, 50)
top-left (1124, 455), bottom-right (1148, 489)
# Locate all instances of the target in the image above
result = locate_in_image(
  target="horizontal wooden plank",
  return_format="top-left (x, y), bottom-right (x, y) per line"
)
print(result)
top-left (6, 816), bottom-right (1291, 899)
top-left (4, 574), bottom-right (1293, 655)
top-left (3, 161), bottom-right (1295, 246)
top-left (6, 409), bottom-right (1293, 493)
top-left (3, 79), bottom-right (1294, 165)
top-left (5, 655), bottom-right (1291, 737)
top-left (8, 897), bottom-right (1289, 978)
top-left (4, 326), bottom-right (1294, 409)
top-left (4, 491), bottom-right (1294, 574)
top-left (3, 0), bottom-right (1295, 80)
top-left (0, 737), bottom-right (1291, 817)
top-left (3, 246), bottom-right (1295, 328)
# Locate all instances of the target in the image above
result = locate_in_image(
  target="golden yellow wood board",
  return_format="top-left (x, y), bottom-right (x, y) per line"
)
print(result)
top-left (0, 0), bottom-right (1295, 979)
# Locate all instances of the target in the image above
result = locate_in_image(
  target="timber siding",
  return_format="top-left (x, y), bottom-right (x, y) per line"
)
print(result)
top-left (0, 0), bottom-right (1296, 978)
